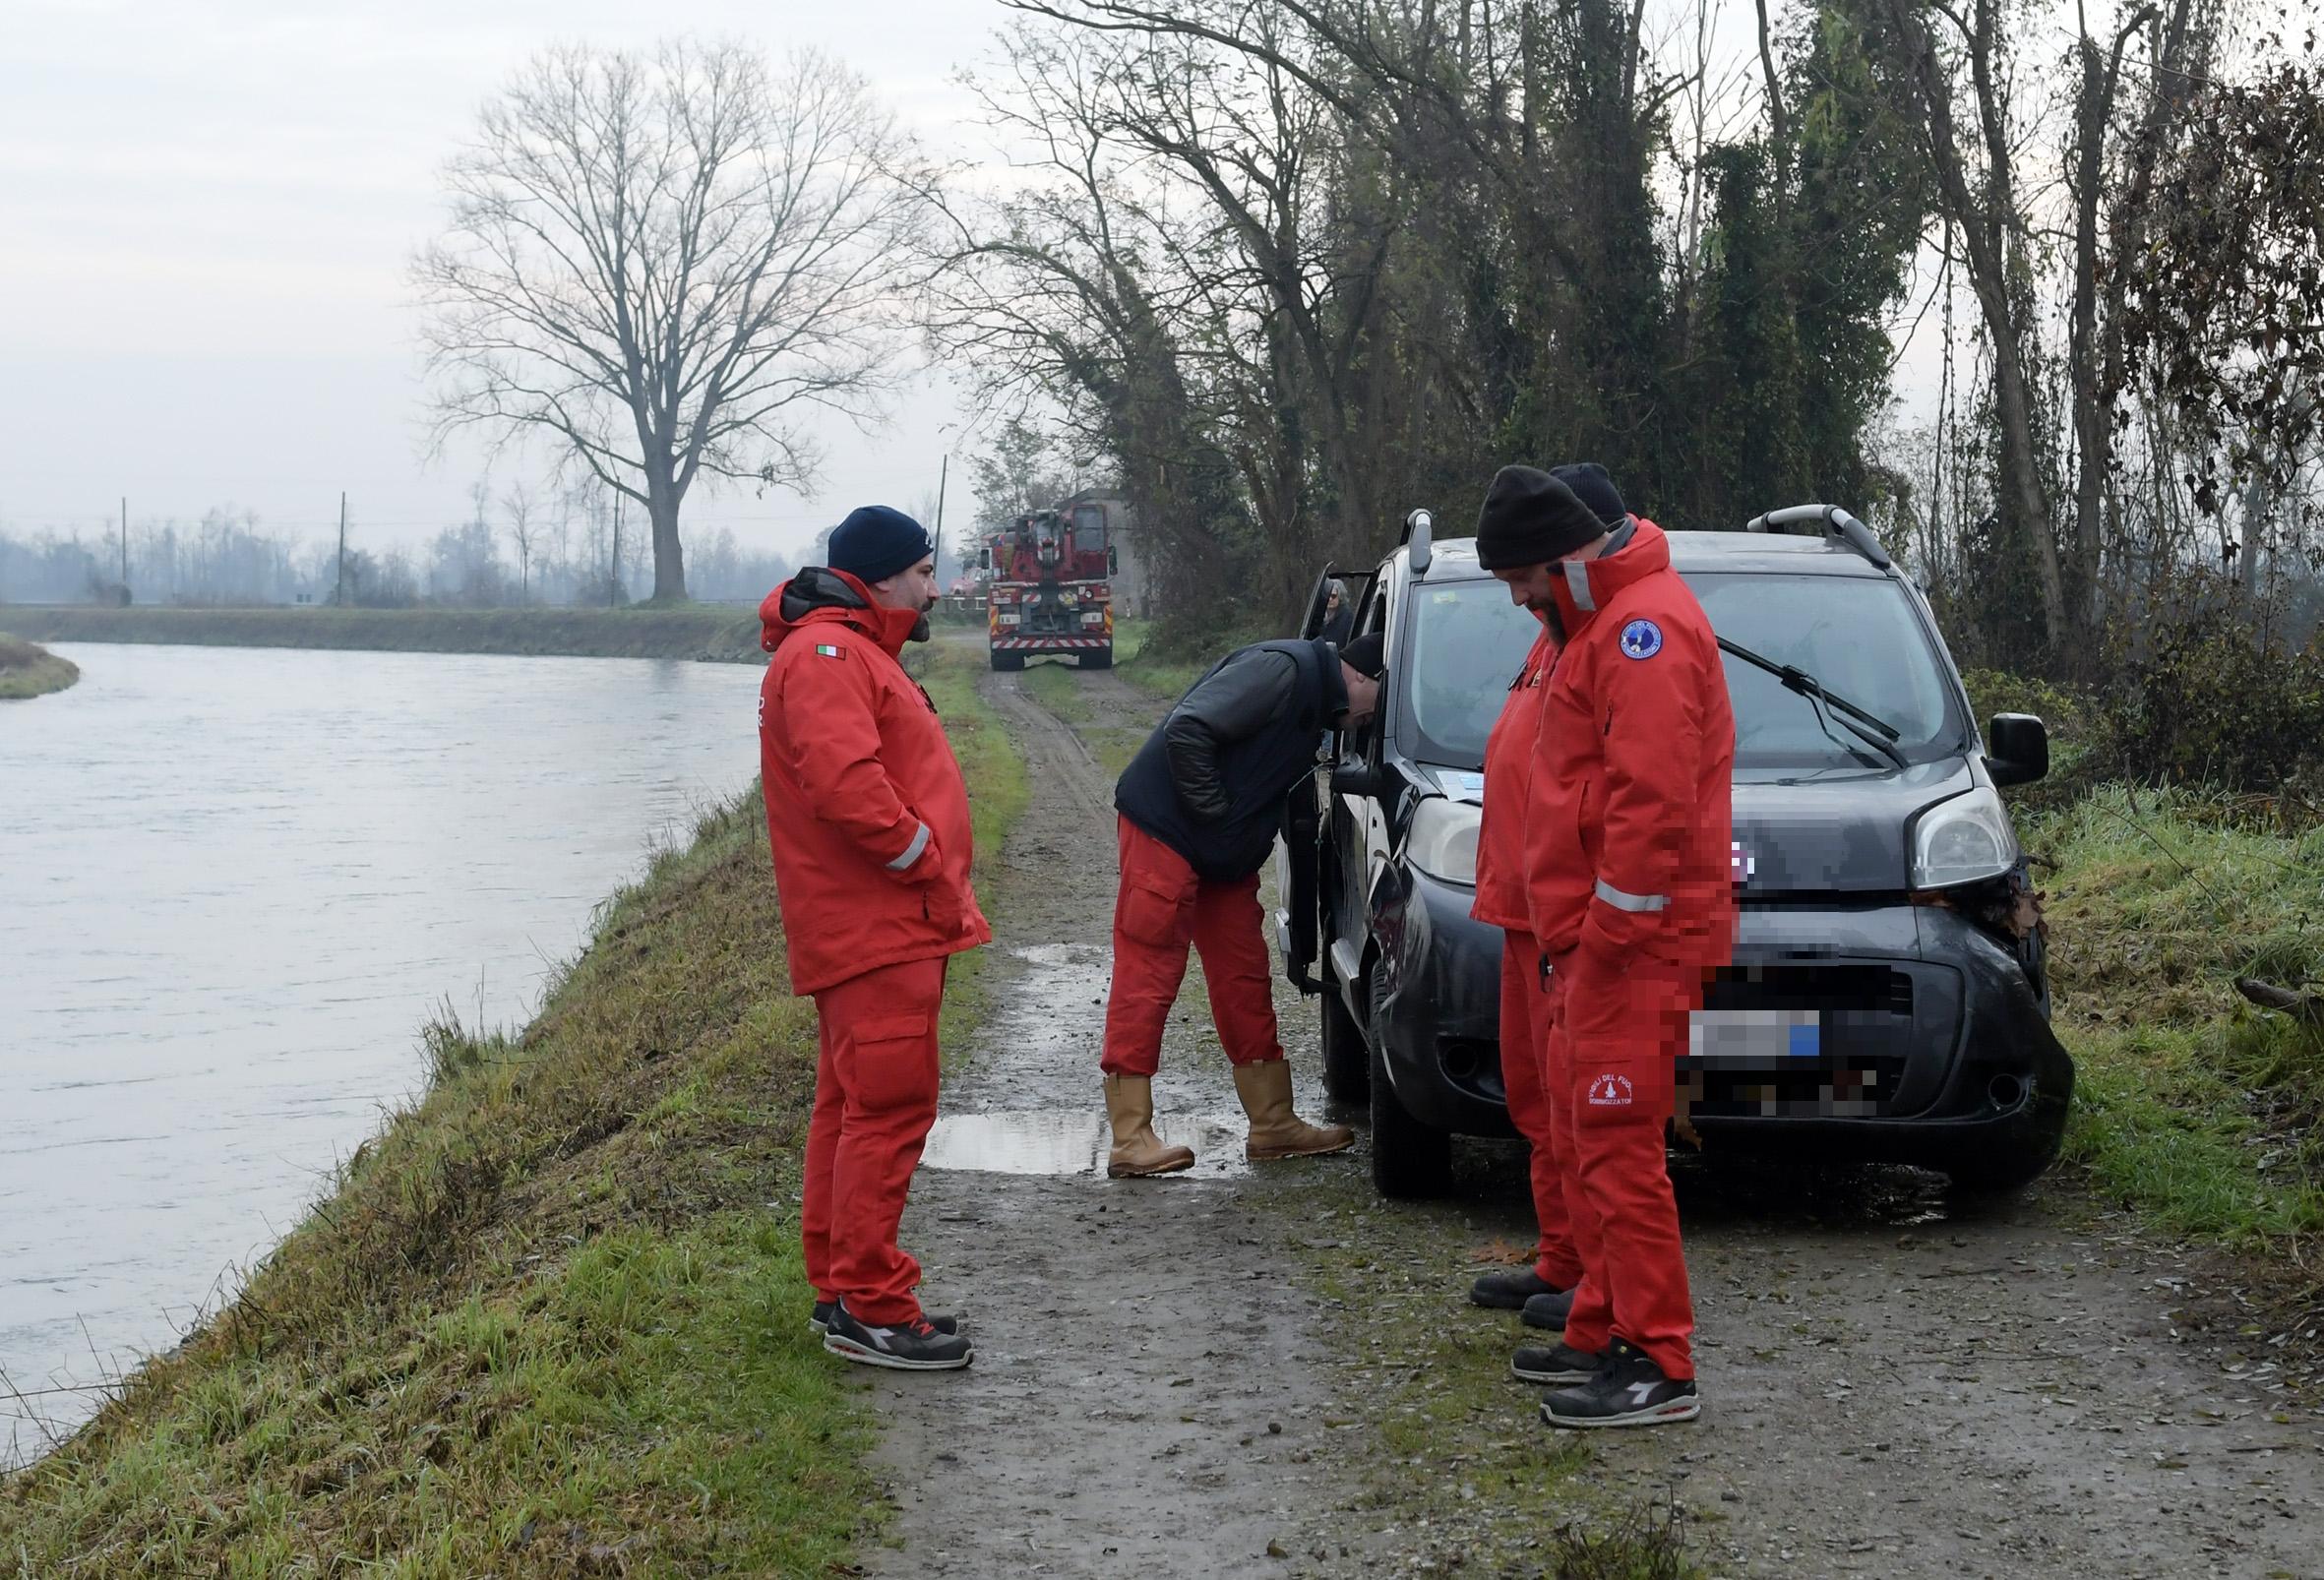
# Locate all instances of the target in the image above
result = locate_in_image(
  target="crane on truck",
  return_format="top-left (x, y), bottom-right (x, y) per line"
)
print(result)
top-left (979, 502), bottom-right (1119, 671)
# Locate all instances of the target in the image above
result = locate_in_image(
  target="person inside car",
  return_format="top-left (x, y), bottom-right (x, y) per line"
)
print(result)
top-left (1478, 463), bottom-right (1736, 1428)
top-left (1099, 633), bottom-right (1386, 1176)
top-left (1464, 464), bottom-right (1647, 1331)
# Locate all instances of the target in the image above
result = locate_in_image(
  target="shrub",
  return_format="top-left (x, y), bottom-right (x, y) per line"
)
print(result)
top-left (2095, 599), bottom-right (2324, 791)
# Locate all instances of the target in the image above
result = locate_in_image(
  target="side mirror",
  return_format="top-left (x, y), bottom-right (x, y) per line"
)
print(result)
top-left (1986, 713), bottom-right (2049, 787)
top-left (977, 547), bottom-right (991, 572)
top-left (1108, 544), bottom-right (1119, 576)
top-left (1331, 760), bottom-right (1385, 800)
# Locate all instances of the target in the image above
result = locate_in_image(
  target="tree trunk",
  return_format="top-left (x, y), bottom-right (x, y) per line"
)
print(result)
top-left (2068, 34), bottom-right (2110, 633)
top-left (1882, 0), bottom-right (2068, 649)
top-left (647, 474), bottom-right (688, 603)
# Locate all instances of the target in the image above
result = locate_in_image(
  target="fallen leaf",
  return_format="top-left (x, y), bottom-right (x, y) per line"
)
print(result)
top-left (1466, 1239), bottom-right (1532, 1265)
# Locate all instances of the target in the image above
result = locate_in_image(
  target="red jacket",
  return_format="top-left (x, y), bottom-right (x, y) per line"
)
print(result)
top-left (1470, 621), bottom-right (1555, 934)
top-left (758, 568), bottom-right (991, 996)
top-left (1522, 520), bottom-right (1736, 970)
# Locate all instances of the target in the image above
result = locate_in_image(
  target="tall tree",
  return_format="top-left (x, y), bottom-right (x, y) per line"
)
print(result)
top-left (1872, 0), bottom-right (2068, 647)
top-left (415, 41), bottom-right (925, 602)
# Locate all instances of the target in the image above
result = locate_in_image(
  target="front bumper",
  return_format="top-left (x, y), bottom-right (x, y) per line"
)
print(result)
top-left (989, 634), bottom-right (1112, 652)
top-left (1370, 881), bottom-right (2073, 1173)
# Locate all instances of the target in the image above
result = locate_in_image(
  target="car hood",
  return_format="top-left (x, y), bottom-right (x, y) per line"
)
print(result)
top-left (1732, 758), bottom-right (1979, 894)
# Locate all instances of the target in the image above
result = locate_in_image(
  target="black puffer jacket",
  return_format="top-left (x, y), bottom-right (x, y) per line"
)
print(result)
top-left (1114, 638), bottom-right (1347, 880)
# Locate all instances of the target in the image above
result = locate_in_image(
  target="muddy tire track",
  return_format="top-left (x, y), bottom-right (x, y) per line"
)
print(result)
top-left (855, 648), bottom-right (1378, 1578)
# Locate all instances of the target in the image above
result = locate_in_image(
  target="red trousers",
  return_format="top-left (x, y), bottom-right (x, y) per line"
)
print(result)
top-left (1544, 948), bottom-right (1699, 1380)
top-left (1500, 935), bottom-right (1582, 1288)
top-left (802, 954), bottom-right (947, 1325)
top-left (1100, 818), bottom-right (1283, 1077)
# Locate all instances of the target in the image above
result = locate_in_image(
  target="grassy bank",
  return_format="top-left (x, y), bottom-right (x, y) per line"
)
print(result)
top-left (0, 638), bottom-right (1024, 1576)
top-left (1114, 616), bottom-right (1224, 702)
top-left (0, 633), bottom-right (80, 699)
top-left (2030, 790), bottom-right (2324, 1243)
top-left (0, 604), bottom-right (764, 663)
top-left (1950, 671), bottom-right (2324, 1246)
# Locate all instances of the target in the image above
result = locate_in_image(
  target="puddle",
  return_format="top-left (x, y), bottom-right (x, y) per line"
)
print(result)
top-left (921, 1109), bottom-right (1257, 1180)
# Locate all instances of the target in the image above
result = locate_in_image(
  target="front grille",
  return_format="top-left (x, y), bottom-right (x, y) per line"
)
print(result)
top-left (1684, 963), bottom-right (1923, 1119)
top-left (1704, 963), bottom-right (1913, 1016)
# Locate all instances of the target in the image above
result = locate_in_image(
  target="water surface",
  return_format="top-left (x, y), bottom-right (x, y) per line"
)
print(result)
top-left (0, 641), bottom-right (763, 1463)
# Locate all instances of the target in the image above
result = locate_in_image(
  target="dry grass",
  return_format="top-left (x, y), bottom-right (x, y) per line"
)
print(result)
top-left (0, 632), bottom-right (79, 699)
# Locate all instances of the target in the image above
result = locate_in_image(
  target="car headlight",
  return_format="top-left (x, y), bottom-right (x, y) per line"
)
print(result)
top-left (1406, 796), bottom-right (1482, 885)
top-left (1911, 786), bottom-right (2019, 889)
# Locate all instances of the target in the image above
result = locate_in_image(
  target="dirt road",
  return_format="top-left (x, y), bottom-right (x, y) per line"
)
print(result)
top-left (856, 648), bottom-right (2324, 1579)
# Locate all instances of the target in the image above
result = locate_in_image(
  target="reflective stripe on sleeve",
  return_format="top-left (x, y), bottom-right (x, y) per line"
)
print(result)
top-left (1594, 879), bottom-right (1668, 913)
top-left (887, 821), bottom-right (932, 872)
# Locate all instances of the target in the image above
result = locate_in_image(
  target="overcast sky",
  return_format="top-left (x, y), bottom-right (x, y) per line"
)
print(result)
top-left (1, 0), bottom-right (1966, 565)
top-left (0, 0), bottom-right (1008, 561)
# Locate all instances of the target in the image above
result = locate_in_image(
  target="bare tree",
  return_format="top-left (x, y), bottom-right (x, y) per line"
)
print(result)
top-left (415, 40), bottom-right (928, 602)
top-left (1875, 0), bottom-right (2067, 644)
top-left (501, 480), bottom-right (539, 600)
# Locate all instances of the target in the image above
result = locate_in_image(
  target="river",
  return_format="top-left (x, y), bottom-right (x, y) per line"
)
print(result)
top-left (0, 641), bottom-right (764, 1465)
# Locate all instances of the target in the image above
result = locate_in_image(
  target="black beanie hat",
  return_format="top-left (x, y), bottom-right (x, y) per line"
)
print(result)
top-left (1474, 465), bottom-right (1606, 571)
top-left (1550, 461), bottom-right (1628, 528)
top-left (1338, 632), bottom-right (1387, 679)
top-left (828, 505), bottom-right (934, 585)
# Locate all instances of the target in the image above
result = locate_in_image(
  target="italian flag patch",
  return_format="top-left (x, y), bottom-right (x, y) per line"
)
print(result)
top-left (814, 643), bottom-right (843, 658)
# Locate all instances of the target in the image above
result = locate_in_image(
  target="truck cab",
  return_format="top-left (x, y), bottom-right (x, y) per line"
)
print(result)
top-left (980, 504), bottom-right (1119, 671)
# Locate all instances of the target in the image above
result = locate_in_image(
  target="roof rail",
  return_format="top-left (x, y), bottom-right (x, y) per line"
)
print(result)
top-left (1743, 504), bottom-right (1892, 570)
top-left (1401, 508), bottom-right (1435, 576)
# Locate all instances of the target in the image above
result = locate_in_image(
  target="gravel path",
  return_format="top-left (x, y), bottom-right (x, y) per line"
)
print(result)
top-left (852, 639), bottom-right (2324, 1580)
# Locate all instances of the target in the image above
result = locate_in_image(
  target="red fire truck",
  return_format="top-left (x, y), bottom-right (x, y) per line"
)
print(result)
top-left (979, 502), bottom-right (1118, 671)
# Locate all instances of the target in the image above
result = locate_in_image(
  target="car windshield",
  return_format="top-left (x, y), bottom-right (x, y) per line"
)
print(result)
top-left (1691, 573), bottom-right (1960, 768)
top-left (1400, 571), bottom-right (1962, 770)
top-left (1402, 580), bottom-right (1546, 767)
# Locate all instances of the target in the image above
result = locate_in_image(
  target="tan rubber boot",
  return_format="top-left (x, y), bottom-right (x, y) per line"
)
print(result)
top-left (1105, 1074), bottom-right (1196, 1178)
top-left (1234, 1060), bottom-right (1356, 1161)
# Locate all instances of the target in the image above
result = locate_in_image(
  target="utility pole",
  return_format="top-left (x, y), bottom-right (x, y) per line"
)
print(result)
top-left (119, 496), bottom-right (128, 596)
top-left (931, 455), bottom-right (949, 579)
top-left (336, 491), bottom-right (348, 607)
top-left (610, 497), bottom-right (622, 608)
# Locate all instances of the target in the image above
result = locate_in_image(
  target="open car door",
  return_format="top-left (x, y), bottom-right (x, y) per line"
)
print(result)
top-left (1279, 563), bottom-right (1378, 995)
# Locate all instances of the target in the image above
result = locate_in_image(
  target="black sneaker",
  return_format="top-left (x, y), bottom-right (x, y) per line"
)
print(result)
top-left (812, 1301), bottom-right (958, 1337)
top-left (1469, 1267), bottom-right (1564, 1310)
top-left (1510, 1341), bottom-right (1605, 1384)
top-left (1520, 1287), bottom-right (1576, 1330)
top-left (823, 1302), bottom-right (974, 1370)
top-left (1540, 1339), bottom-right (1699, 1428)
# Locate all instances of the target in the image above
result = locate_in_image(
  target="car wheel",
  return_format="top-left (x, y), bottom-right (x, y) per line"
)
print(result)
top-left (1078, 648), bottom-right (1113, 670)
top-left (1370, 1018), bottom-right (1452, 1199)
top-left (990, 650), bottom-right (1025, 672)
top-left (1319, 982), bottom-right (1369, 1103)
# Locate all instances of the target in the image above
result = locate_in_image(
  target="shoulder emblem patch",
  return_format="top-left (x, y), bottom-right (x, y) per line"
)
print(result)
top-left (1618, 619), bottom-right (1663, 660)
top-left (814, 642), bottom-right (844, 659)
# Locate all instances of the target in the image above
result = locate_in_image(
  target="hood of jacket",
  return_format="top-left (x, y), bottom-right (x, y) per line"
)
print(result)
top-left (760, 565), bottom-right (921, 655)
top-left (1547, 516), bottom-right (1667, 639)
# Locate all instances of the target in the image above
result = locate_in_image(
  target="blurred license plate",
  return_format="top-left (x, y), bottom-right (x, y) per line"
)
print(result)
top-left (1689, 1008), bottom-right (1820, 1059)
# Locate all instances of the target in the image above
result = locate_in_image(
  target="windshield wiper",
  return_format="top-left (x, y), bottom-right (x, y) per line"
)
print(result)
top-left (1716, 637), bottom-right (1908, 769)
